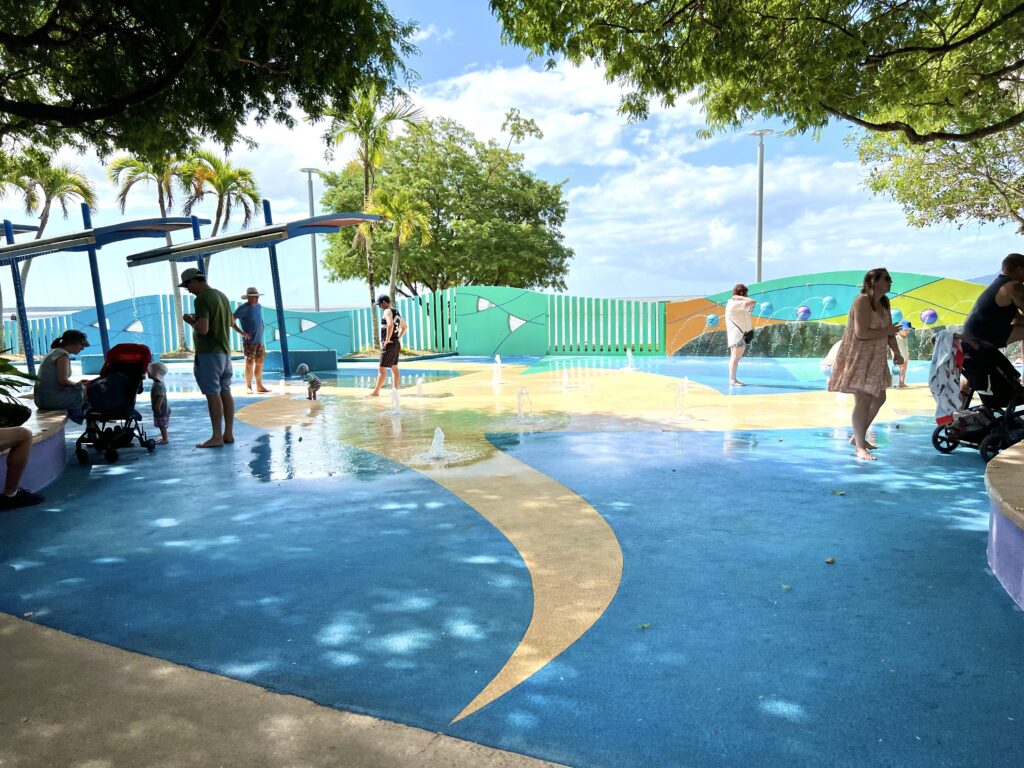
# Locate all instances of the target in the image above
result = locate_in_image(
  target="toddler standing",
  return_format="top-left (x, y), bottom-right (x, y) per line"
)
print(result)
top-left (148, 361), bottom-right (171, 444)
top-left (295, 363), bottom-right (321, 400)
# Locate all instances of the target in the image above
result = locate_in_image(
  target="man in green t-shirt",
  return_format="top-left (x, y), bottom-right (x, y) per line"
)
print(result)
top-left (180, 267), bottom-right (235, 448)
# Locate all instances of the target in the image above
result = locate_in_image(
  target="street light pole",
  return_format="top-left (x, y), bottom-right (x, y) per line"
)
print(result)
top-left (299, 167), bottom-right (322, 312)
top-left (748, 129), bottom-right (773, 284)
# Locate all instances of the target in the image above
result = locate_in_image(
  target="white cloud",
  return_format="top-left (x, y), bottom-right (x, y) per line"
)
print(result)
top-left (411, 24), bottom-right (454, 43)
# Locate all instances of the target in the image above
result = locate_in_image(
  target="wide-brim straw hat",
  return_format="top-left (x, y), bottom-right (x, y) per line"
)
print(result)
top-left (241, 287), bottom-right (262, 299)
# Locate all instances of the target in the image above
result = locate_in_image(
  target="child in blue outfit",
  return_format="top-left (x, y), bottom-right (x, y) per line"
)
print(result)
top-left (148, 361), bottom-right (171, 444)
top-left (295, 363), bottom-right (322, 400)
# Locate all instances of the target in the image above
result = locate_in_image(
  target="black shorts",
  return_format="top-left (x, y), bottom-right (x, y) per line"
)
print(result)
top-left (379, 341), bottom-right (401, 368)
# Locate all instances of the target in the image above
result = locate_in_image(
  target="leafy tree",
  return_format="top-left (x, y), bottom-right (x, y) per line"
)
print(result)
top-left (107, 152), bottom-right (197, 351)
top-left (489, 0), bottom-right (1024, 143)
top-left (860, 130), bottom-right (1024, 235)
top-left (0, 1), bottom-right (417, 158)
top-left (325, 84), bottom-right (424, 345)
top-left (17, 159), bottom-right (97, 291)
top-left (364, 188), bottom-right (432, 301)
top-left (321, 117), bottom-right (572, 295)
top-left (181, 150), bottom-right (261, 271)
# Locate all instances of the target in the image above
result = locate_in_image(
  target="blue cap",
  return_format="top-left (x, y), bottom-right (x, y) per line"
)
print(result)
top-left (900, 320), bottom-right (912, 330)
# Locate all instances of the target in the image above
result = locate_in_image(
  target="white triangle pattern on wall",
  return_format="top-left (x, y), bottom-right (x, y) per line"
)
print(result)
top-left (300, 319), bottom-right (318, 332)
top-left (508, 315), bottom-right (527, 332)
top-left (125, 320), bottom-right (144, 333)
top-left (477, 297), bottom-right (496, 311)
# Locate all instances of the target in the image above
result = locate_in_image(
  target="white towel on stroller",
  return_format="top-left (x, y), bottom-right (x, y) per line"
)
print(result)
top-left (929, 330), bottom-right (962, 425)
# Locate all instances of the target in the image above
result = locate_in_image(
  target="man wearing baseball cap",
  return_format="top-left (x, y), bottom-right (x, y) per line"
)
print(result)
top-left (231, 286), bottom-right (270, 394)
top-left (179, 268), bottom-right (235, 447)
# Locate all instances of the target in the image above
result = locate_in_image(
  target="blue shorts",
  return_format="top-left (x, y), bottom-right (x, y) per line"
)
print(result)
top-left (194, 353), bottom-right (233, 395)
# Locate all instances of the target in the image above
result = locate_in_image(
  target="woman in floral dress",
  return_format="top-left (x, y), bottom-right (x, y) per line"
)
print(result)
top-left (828, 268), bottom-right (903, 460)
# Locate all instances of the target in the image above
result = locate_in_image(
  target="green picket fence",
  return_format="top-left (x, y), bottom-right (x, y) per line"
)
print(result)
top-left (547, 294), bottom-right (666, 354)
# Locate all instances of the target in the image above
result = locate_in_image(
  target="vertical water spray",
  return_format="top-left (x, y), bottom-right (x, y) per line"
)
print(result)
top-left (625, 349), bottom-right (635, 370)
top-left (517, 386), bottom-right (533, 422)
top-left (493, 354), bottom-right (503, 384)
top-left (389, 387), bottom-right (401, 414)
top-left (416, 375), bottom-right (424, 396)
top-left (427, 427), bottom-right (446, 459)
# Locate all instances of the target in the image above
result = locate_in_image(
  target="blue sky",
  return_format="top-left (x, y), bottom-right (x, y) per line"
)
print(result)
top-left (6, 1), bottom-right (1022, 310)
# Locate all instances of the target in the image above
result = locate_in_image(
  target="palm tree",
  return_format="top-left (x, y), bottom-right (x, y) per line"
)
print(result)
top-left (19, 160), bottom-right (97, 291)
top-left (107, 153), bottom-right (192, 352)
top-left (365, 188), bottom-right (432, 301)
top-left (180, 150), bottom-right (260, 273)
top-left (326, 84), bottom-right (423, 345)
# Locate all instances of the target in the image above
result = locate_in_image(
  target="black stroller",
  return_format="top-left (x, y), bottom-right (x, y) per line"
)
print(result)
top-left (932, 339), bottom-right (1024, 462)
top-left (75, 343), bottom-right (157, 464)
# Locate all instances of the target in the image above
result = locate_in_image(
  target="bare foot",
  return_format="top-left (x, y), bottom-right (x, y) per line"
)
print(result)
top-left (196, 438), bottom-right (224, 449)
top-left (367, 392), bottom-right (380, 397)
top-left (855, 446), bottom-right (877, 461)
top-left (156, 438), bottom-right (169, 445)
top-left (897, 383), bottom-right (908, 389)
top-left (223, 435), bottom-right (234, 444)
top-left (256, 387), bottom-right (272, 393)
top-left (849, 436), bottom-right (877, 449)
top-left (729, 380), bottom-right (745, 386)
top-left (246, 388), bottom-right (254, 395)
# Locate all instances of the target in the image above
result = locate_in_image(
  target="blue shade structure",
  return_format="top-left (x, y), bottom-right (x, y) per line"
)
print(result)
top-left (1, 207), bottom-right (210, 370)
top-left (126, 204), bottom-right (379, 376)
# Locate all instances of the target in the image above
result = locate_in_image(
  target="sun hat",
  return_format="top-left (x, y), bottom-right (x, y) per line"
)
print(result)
top-left (177, 267), bottom-right (205, 287)
top-left (241, 286), bottom-right (262, 299)
top-left (376, 295), bottom-right (391, 305)
top-left (900, 320), bottom-right (913, 330)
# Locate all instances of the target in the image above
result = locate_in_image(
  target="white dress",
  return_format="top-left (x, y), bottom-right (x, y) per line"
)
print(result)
top-left (725, 297), bottom-right (753, 348)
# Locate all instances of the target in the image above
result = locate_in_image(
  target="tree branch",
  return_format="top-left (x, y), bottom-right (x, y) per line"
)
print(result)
top-left (822, 104), bottom-right (1024, 143)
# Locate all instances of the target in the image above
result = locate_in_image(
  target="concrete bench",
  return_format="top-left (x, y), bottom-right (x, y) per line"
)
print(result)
top-left (263, 349), bottom-right (338, 373)
top-left (0, 407), bottom-right (68, 493)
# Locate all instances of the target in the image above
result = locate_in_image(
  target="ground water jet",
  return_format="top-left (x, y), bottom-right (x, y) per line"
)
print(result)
top-left (389, 387), bottom-right (401, 414)
top-left (416, 375), bottom-right (424, 396)
top-left (427, 427), bottom-right (446, 459)
top-left (517, 386), bottom-right (533, 422)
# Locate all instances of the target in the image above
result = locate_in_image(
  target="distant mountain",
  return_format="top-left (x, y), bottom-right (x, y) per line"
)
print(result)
top-left (966, 274), bottom-right (997, 285)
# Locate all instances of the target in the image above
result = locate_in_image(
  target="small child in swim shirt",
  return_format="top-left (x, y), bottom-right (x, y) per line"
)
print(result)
top-left (295, 363), bottom-right (321, 401)
top-left (147, 361), bottom-right (170, 444)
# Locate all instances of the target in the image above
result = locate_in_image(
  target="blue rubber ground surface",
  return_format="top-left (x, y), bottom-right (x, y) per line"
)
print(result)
top-left (1, 400), bottom-right (1022, 767)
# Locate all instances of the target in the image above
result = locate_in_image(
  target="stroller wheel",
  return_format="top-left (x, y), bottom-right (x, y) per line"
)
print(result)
top-left (104, 448), bottom-right (119, 463)
top-left (931, 425), bottom-right (959, 454)
top-left (75, 448), bottom-right (90, 465)
top-left (979, 433), bottom-right (1005, 463)
top-left (145, 438), bottom-right (157, 452)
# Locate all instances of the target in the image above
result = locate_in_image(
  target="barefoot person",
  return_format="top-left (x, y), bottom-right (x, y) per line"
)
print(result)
top-left (231, 286), bottom-right (271, 394)
top-left (725, 283), bottom-right (756, 386)
top-left (828, 268), bottom-right (903, 460)
top-left (369, 295), bottom-right (407, 397)
top-left (180, 268), bottom-right (235, 448)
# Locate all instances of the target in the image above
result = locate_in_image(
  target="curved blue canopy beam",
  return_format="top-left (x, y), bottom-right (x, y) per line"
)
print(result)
top-left (126, 208), bottom-right (380, 376)
top-left (0, 211), bottom-right (214, 366)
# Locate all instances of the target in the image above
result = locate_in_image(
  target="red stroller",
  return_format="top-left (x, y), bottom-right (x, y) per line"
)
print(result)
top-left (75, 343), bottom-right (157, 464)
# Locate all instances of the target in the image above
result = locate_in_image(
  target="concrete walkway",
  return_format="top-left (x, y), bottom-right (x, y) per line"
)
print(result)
top-left (0, 614), bottom-right (561, 768)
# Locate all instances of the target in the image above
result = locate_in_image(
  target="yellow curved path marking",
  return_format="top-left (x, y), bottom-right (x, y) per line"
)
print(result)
top-left (419, 452), bottom-right (622, 722)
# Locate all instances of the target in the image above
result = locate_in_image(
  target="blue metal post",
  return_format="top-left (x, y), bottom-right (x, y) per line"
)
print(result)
top-left (262, 200), bottom-right (291, 377)
top-left (190, 215), bottom-right (205, 275)
top-left (2, 220), bottom-right (36, 373)
top-left (81, 203), bottom-right (110, 355)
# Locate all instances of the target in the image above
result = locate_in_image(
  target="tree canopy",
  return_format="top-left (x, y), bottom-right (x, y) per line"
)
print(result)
top-left (320, 118), bottom-right (573, 295)
top-left (859, 129), bottom-right (1024, 235)
top-left (0, 0), bottom-right (417, 157)
top-left (489, 0), bottom-right (1024, 143)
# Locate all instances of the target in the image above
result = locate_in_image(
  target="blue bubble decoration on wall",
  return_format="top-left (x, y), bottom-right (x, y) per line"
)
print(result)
top-left (759, 301), bottom-right (774, 317)
top-left (920, 308), bottom-right (939, 325)
top-left (822, 295), bottom-right (836, 311)
top-left (706, 314), bottom-right (720, 327)
top-left (796, 305), bottom-right (812, 321)
top-left (891, 308), bottom-right (903, 324)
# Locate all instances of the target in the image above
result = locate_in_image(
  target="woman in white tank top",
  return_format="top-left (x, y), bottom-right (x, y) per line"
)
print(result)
top-left (725, 284), bottom-right (756, 386)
